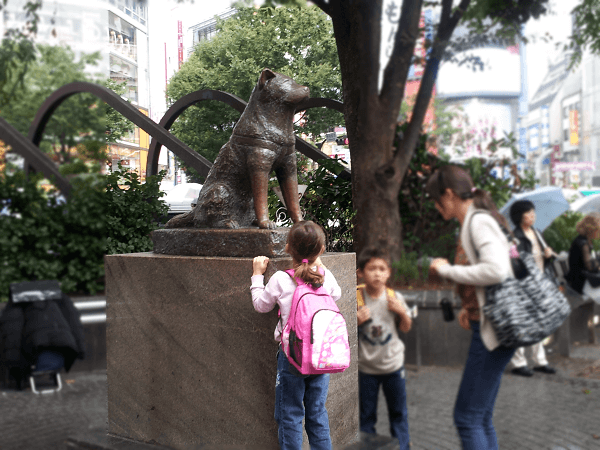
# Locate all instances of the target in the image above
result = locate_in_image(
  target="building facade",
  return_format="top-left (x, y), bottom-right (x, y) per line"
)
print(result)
top-left (187, 7), bottom-right (236, 58)
top-left (436, 41), bottom-right (524, 177)
top-left (2, 0), bottom-right (151, 179)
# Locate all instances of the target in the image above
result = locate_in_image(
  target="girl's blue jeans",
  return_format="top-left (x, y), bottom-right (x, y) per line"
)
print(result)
top-left (275, 348), bottom-right (332, 450)
top-left (359, 368), bottom-right (410, 450)
top-left (454, 321), bottom-right (515, 450)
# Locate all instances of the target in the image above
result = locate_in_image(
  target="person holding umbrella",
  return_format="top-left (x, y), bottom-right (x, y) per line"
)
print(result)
top-left (508, 200), bottom-right (557, 377)
top-left (499, 186), bottom-right (570, 232)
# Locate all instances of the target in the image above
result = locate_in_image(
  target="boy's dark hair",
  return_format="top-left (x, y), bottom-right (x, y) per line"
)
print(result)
top-left (357, 246), bottom-right (392, 271)
top-left (509, 200), bottom-right (535, 228)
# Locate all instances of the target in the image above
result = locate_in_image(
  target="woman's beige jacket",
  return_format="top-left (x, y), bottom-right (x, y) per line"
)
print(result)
top-left (437, 203), bottom-right (513, 351)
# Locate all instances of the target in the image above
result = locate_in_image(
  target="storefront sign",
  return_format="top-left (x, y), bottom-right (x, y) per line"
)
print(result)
top-left (553, 161), bottom-right (595, 172)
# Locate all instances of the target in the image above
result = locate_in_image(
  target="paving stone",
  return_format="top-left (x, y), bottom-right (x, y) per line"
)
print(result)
top-left (1, 355), bottom-right (600, 450)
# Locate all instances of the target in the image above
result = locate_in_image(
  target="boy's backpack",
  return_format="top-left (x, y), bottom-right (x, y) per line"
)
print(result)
top-left (281, 269), bottom-right (350, 375)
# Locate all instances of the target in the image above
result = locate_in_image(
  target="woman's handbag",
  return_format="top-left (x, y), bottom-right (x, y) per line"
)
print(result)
top-left (468, 212), bottom-right (571, 348)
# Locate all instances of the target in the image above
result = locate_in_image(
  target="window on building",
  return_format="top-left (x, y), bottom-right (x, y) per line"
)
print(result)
top-left (564, 129), bottom-right (569, 141)
top-left (109, 12), bottom-right (137, 61)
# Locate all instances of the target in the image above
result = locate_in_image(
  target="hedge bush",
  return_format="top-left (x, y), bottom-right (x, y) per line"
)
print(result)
top-left (542, 211), bottom-right (590, 254)
top-left (0, 167), bottom-right (167, 301)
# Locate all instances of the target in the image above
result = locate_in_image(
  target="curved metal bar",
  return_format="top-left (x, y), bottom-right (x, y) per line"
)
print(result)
top-left (294, 97), bottom-right (349, 180)
top-left (28, 81), bottom-right (212, 179)
top-left (0, 116), bottom-right (72, 196)
top-left (146, 89), bottom-right (247, 177)
top-left (146, 92), bottom-right (350, 179)
top-left (295, 97), bottom-right (344, 114)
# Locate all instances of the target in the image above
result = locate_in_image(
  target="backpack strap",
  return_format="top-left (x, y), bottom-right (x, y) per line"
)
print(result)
top-left (285, 269), bottom-right (298, 284)
top-left (287, 267), bottom-right (325, 289)
top-left (356, 284), bottom-right (365, 309)
top-left (467, 210), bottom-right (493, 261)
top-left (357, 285), bottom-right (403, 329)
top-left (357, 285), bottom-right (395, 308)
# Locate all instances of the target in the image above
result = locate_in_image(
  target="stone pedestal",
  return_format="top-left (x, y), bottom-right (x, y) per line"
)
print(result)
top-left (105, 252), bottom-right (358, 449)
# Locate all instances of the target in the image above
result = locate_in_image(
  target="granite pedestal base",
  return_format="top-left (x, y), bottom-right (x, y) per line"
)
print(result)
top-left (105, 252), bottom-right (358, 449)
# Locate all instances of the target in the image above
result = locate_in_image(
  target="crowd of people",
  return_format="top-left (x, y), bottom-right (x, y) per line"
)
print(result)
top-left (248, 164), bottom-right (596, 450)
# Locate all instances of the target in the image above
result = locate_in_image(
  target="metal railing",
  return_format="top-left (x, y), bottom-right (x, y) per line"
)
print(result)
top-left (74, 299), bottom-right (106, 325)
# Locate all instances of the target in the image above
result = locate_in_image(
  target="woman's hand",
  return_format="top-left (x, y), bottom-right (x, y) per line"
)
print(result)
top-left (458, 308), bottom-right (471, 331)
top-left (430, 258), bottom-right (450, 274)
top-left (253, 256), bottom-right (269, 276)
top-left (544, 246), bottom-right (555, 259)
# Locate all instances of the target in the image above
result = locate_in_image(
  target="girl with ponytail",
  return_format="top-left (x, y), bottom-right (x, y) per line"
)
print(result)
top-left (426, 165), bottom-right (515, 450)
top-left (250, 221), bottom-right (342, 450)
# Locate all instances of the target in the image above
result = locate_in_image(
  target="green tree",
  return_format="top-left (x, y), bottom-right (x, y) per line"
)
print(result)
top-left (247, 0), bottom-right (548, 259)
top-left (0, 0), bottom-right (42, 106)
top-left (101, 78), bottom-right (136, 147)
top-left (166, 5), bottom-right (343, 179)
top-left (569, 0), bottom-right (600, 67)
top-left (0, 44), bottom-right (134, 174)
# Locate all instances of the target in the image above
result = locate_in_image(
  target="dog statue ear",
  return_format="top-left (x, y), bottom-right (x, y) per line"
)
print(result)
top-left (259, 68), bottom-right (276, 89)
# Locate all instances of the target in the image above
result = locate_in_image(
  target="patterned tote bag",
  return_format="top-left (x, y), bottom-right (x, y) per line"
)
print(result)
top-left (468, 211), bottom-right (571, 348)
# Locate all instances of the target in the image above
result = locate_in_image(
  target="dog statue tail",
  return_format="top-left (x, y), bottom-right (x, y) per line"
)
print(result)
top-left (165, 210), bottom-right (194, 228)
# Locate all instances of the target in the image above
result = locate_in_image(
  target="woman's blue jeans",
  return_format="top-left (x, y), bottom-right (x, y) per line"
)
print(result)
top-left (359, 368), bottom-right (410, 450)
top-left (454, 321), bottom-right (515, 450)
top-left (275, 348), bottom-right (332, 450)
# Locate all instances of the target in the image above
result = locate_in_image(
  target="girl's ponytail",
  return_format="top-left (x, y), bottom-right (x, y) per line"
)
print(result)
top-left (293, 258), bottom-right (324, 287)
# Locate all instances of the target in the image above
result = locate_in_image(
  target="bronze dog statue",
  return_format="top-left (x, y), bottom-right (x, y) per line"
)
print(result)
top-left (166, 69), bottom-right (308, 229)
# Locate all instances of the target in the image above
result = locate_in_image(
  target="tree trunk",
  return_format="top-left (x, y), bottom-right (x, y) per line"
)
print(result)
top-left (321, 0), bottom-right (467, 261)
top-left (330, 2), bottom-right (411, 261)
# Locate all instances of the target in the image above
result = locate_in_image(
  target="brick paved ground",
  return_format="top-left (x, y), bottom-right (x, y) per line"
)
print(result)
top-left (374, 344), bottom-right (600, 450)
top-left (1, 345), bottom-right (599, 450)
top-left (0, 371), bottom-right (107, 450)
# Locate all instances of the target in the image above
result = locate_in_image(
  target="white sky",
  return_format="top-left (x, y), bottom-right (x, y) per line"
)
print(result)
top-left (170, 0), bottom-right (237, 26)
top-left (152, 0), bottom-right (575, 109)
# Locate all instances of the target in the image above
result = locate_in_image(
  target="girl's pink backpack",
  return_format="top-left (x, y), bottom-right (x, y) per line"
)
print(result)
top-left (281, 269), bottom-right (350, 375)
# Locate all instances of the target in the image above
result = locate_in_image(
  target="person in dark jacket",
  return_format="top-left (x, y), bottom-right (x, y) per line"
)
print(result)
top-left (567, 212), bottom-right (600, 296)
top-left (508, 200), bottom-right (557, 377)
top-left (0, 289), bottom-right (85, 389)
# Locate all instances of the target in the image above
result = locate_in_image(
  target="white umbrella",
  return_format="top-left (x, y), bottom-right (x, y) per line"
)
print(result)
top-left (499, 186), bottom-right (569, 230)
top-left (570, 193), bottom-right (600, 215)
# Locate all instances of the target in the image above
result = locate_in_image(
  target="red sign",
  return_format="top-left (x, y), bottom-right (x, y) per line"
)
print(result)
top-left (178, 21), bottom-right (183, 69)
